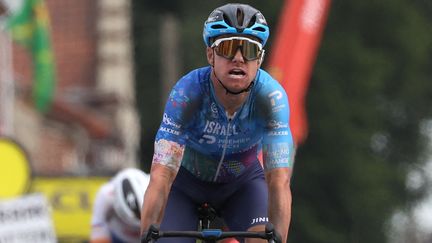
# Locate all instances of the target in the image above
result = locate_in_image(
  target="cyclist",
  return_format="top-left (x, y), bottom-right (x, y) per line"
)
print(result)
top-left (141, 3), bottom-right (294, 243)
top-left (91, 168), bottom-right (150, 243)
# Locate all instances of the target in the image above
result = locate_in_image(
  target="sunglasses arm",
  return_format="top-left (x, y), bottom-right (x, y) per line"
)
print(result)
top-left (259, 50), bottom-right (265, 65)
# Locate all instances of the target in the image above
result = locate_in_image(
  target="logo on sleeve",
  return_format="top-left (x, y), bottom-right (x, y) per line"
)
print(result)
top-left (268, 91), bottom-right (285, 112)
top-left (163, 113), bottom-right (181, 129)
top-left (268, 120), bottom-right (289, 129)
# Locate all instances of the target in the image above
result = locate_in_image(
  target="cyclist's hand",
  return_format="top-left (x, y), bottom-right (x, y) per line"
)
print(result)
top-left (141, 224), bottom-right (159, 243)
top-left (140, 232), bottom-right (151, 243)
top-left (269, 232), bottom-right (282, 243)
top-left (265, 223), bottom-right (282, 243)
top-left (268, 232), bottom-right (282, 243)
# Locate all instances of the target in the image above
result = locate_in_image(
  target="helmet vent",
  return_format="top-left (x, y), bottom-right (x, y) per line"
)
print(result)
top-left (211, 24), bottom-right (228, 30)
top-left (236, 8), bottom-right (244, 26)
top-left (253, 26), bottom-right (266, 32)
top-left (247, 16), bottom-right (256, 28)
top-left (223, 13), bottom-right (232, 27)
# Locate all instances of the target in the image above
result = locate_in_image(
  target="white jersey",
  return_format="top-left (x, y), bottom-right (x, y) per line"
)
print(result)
top-left (90, 180), bottom-right (141, 243)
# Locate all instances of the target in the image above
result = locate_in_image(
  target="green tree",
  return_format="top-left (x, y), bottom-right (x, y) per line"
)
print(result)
top-left (289, 0), bottom-right (432, 242)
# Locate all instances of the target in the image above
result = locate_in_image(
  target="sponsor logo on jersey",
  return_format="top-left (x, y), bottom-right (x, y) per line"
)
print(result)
top-left (268, 120), bottom-right (289, 129)
top-left (199, 121), bottom-right (240, 145)
top-left (268, 90), bottom-right (285, 112)
top-left (210, 102), bottom-right (219, 118)
top-left (203, 121), bottom-right (238, 136)
top-left (216, 137), bottom-right (252, 149)
top-left (160, 126), bottom-right (180, 136)
top-left (163, 113), bottom-right (181, 129)
top-left (268, 131), bottom-right (289, 136)
top-left (263, 143), bottom-right (292, 169)
top-left (251, 217), bottom-right (268, 225)
top-left (199, 134), bottom-right (217, 144)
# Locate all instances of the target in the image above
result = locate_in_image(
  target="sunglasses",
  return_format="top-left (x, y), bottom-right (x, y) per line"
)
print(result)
top-left (211, 37), bottom-right (264, 61)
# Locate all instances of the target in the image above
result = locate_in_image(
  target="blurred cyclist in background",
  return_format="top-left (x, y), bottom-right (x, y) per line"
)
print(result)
top-left (141, 3), bottom-right (293, 243)
top-left (91, 168), bottom-right (150, 243)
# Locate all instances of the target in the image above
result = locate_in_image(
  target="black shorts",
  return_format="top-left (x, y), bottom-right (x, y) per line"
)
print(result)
top-left (159, 162), bottom-right (268, 243)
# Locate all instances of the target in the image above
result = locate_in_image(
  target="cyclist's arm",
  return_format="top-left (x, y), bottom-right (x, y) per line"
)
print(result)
top-left (262, 142), bottom-right (293, 243)
top-left (265, 167), bottom-right (292, 243)
top-left (140, 139), bottom-right (184, 234)
top-left (140, 71), bottom-right (199, 234)
top-left (259, 75), bottom-right (295, 242)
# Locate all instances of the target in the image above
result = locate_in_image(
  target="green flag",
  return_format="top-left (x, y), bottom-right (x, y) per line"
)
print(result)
top-left (6, 0), bottom-right (56, 113)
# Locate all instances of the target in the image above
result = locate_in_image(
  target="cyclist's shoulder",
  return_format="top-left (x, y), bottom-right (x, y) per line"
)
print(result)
top-left (176, 66), bottom-right (211, 88)
top-left (253, 69), bottom-right (288, 104)
top-left (167, 67), bottom-right (211, 110)
top-left (255, 69), bottom-right (286, 94)
top-left (94, 181), bottom-right (115, 202)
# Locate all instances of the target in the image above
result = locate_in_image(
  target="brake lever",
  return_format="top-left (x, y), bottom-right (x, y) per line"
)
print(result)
top-left (265, 223), bottom-right (282, 243)
top-left (141, 224), bottom-right (160, 243)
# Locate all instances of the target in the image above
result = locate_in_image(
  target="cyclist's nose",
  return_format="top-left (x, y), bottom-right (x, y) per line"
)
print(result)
top-left (232, 48), bottom-right (245, 63)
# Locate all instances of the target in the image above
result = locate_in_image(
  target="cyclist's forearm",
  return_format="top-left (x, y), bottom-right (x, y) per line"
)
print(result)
top-left (140, 186), bottom-right (167, 232)
top-left (141, 140), bottom-right (184, 233)
top-left (271, 187), bottom-right (291, 242)
top-left (266, 168), bottom-right (292, 242)
top-left (140, 164), bottom-right (177, 233)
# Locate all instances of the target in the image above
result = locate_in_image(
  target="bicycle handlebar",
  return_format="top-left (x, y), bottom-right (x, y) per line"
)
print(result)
top-left (141, 223), bottom-right (282, 243)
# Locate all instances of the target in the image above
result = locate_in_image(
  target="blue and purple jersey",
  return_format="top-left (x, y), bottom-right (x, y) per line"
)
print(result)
top-left (155, 66), bottom-right (294, 183)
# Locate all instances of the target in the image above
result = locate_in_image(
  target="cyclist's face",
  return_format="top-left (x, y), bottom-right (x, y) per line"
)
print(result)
top-left (206, 37), bottom-right (262, 92)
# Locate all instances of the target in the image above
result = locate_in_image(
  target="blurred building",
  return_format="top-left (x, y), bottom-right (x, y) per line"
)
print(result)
top-left (1, 0), bottom-right (139, 175)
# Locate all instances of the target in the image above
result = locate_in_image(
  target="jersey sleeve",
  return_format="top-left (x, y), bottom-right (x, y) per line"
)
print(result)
top-left (152, 71), bottom-right (202, 170)
top-left (257, 72), bottom-right (295, 170)
top-left (155, 71), bottom-right (203, 144)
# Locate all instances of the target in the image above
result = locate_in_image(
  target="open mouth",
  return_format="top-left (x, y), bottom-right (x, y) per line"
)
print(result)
top-left (228, 69), bottom-right (246, 77)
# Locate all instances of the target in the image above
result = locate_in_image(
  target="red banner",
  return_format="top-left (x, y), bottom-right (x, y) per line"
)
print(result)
top-left (267, 0), bottom-right (331, 145)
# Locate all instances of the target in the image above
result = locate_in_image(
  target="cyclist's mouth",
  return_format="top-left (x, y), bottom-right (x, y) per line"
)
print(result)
top-left (228, 69), bottom-right (246, 78)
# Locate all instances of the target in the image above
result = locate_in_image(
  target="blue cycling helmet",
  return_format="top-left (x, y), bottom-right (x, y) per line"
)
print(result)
top-left (203, 3), bottom-right (270, 47)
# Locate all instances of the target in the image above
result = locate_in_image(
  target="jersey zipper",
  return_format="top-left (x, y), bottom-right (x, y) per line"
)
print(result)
top-left (213, 112), bottom-right (236, 182)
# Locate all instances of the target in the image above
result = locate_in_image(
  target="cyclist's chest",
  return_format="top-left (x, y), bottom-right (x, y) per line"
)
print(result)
top-left (184, 97), bottom-right (263, 153)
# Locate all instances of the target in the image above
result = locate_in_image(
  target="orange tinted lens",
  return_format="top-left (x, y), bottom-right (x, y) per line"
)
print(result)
top-left (215, 39), bottom-right (260, 61)
top-left (240, 40), bottom-right (261, 60)
top-left (215, 40), bottom-right (238, 59)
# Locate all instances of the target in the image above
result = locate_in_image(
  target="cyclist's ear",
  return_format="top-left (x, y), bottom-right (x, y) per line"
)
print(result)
top-left (206, 47), bottom-right (215, 67)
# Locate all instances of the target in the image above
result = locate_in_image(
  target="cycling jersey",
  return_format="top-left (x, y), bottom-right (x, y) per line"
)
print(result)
top-left (155, 66), bottom-right (294, 183)
top-left (90, 181), bottom-right (140, 243)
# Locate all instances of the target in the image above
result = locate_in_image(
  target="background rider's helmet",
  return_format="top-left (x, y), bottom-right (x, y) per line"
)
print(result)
top-left (203, 3), bottom-right (270, 47)
top-left (112, 168), bottom-right (150, 228)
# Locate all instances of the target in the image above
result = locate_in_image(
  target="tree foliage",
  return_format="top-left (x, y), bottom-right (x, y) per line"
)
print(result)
top-left (290, 0), bottom-right (432, 242)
